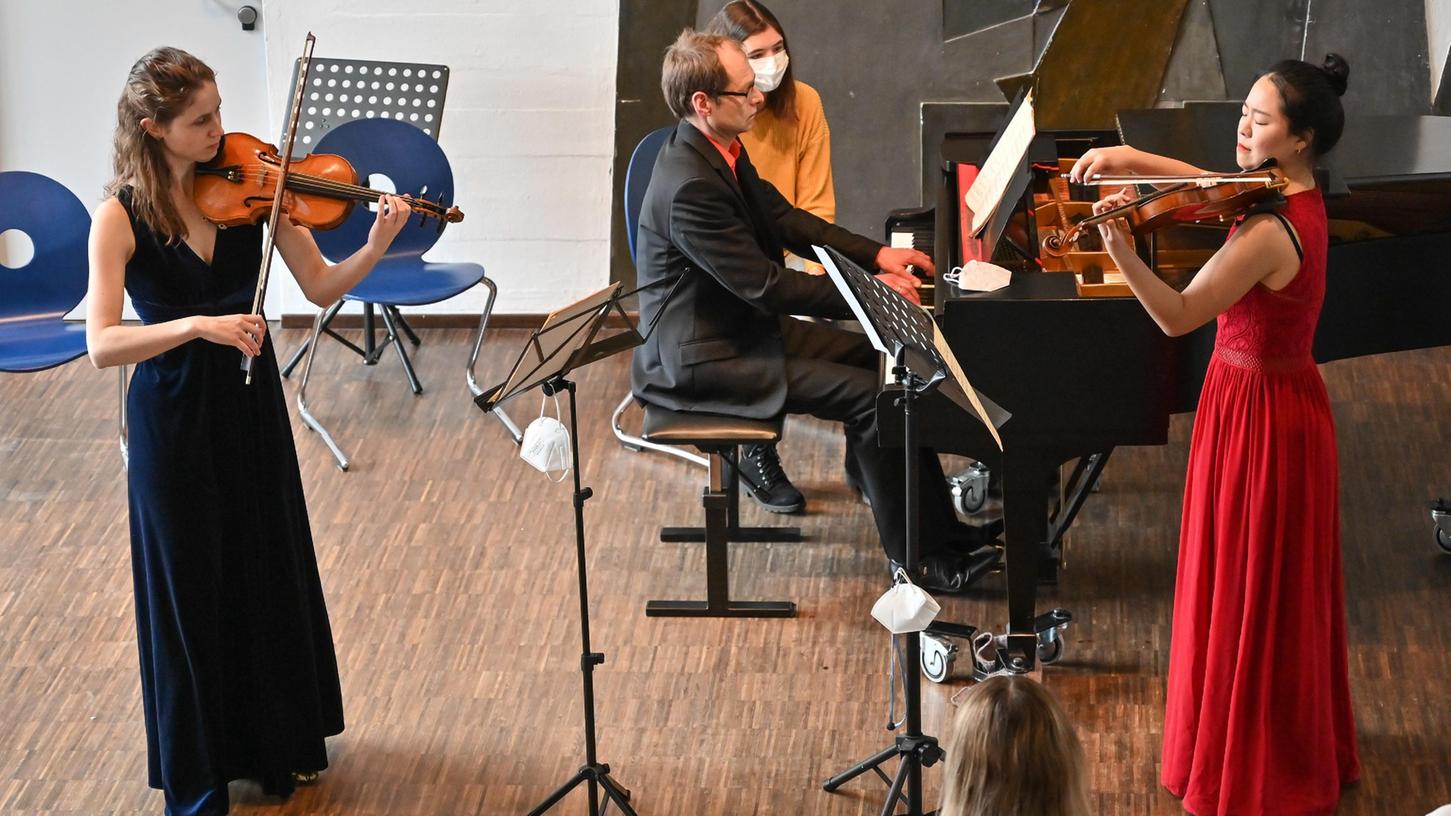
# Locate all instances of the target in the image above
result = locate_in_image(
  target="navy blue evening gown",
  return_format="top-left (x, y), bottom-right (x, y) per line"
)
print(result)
top-left (118, 188), bottom-right (344, 816)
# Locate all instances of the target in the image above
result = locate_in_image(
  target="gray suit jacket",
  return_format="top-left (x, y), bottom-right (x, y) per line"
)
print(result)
top-left (630, 120), bottom-right (883, 419)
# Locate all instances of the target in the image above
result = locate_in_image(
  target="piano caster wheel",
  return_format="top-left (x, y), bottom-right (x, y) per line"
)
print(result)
top-left (1430, 499), bottom-right (1451, 555)
top-left (920, 632), bottom-right (964, 683)
top-left (1034, 608), bottom-right (1073, 666)
top-left (1037, 630), bottom-right (1064, 665)
top-left (949, 462), bottom-right (991, 516)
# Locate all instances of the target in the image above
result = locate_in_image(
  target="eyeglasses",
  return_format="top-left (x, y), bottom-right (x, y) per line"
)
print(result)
top-left (715, 87), bottom-right (755, 99)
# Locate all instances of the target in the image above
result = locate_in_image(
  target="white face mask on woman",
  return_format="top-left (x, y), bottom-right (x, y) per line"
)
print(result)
top-left (748, 51), bottom-right (790, 93)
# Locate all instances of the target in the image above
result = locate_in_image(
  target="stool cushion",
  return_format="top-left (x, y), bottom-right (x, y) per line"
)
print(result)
top-left (641, 405), bottom-right (782, 447)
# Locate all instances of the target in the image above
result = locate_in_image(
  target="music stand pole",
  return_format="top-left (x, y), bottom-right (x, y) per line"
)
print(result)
top-left (478, 280), bottom-right (680, 816)
top-left (811, 244), bottom-right (1007, 816)
top-left (822, 347), bottom-right (943, 816)
top-left (525, 374), bottom-right (635, 816)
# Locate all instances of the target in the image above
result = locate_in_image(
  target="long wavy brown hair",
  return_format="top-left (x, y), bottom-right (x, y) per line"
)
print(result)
top-left (105, 47), bottom-right (216, 243)
top-left (705, 0), bottom-right (797, 122)
top-left (940, 675), bottom-right (1091, 816)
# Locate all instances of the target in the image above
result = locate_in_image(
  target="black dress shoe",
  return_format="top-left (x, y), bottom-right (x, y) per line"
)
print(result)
top-left (890, 546), bottom-right (1002, 595)
top-left (739, 442), bottom-right (805, 514)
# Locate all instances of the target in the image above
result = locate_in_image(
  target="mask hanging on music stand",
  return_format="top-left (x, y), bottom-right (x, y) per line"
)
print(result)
top-left (519, 393), bottom-right (571, 481)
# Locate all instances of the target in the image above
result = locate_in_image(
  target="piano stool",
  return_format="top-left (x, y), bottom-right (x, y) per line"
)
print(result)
top-left (640, 406), bottom-right (799, 618)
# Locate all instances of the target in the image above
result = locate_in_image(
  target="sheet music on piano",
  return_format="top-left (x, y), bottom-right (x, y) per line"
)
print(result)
top-left (965, 90), bottom-right (1037, 237)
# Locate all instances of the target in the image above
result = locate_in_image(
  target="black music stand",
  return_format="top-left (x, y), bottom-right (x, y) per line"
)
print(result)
top-left (474, 278), bottom-right (678, 816)
top-left (813, 246), bottom-right (1009, 816)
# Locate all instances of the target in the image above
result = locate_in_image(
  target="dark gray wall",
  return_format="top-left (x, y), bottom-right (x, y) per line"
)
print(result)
top-left (599, 0), bottom-right (1441, 264)
top-left (612, 0), bottom-right (697, 289)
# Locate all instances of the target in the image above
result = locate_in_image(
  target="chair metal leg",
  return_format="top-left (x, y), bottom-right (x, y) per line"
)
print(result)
top-left (297, 301), bottom-right (351, 471)
top-left (117, 364), bottom-right (129, 471)
top-left (388, 305), bottom-right (421, 346)
top-left (610, 393), bottom-right (708, 468)
top-left (466, 276), bottom-right (522, 444)
top-left (281, 298), bottom-right (345, 378)
top-left (378, 305), bottom-right (423, 394)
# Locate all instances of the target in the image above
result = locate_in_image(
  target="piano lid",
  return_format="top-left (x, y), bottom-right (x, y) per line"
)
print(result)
top-left (994, 0), bottom-right (1191, 131)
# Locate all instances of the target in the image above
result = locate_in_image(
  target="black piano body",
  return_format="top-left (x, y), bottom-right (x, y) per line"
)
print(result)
top-left (882, 105), bottom-right (1451, 657)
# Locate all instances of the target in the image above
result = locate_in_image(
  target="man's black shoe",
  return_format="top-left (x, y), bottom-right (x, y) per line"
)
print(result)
top-left (889, 546), bottom-right (1002, 595)
top-left (739, 442), bottom-right (805, 514)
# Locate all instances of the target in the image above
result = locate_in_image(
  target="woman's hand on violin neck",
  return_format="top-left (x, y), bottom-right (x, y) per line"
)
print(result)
top-left (191, 314), bottom-right (266, 357)
top-left (1094, 190), bottom-right (1136, 213)
top-left (365, 193), bottom-right (415, 254)
top-left (1092, 194), bottom-right (1135, 259)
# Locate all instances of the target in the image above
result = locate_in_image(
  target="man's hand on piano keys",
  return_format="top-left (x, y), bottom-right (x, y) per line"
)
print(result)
top-left (875, 246), bottom-right (934, 277)
top-left (874, 271), bottom-right (922, 305)
top-left (874, 246), bottom-right (934, 304)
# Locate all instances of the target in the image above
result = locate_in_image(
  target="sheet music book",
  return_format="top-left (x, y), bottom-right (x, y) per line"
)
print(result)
top-left (813, 246), bottom-right (1006, 450)
top-left (965, 90), bottom-right (1037, 237)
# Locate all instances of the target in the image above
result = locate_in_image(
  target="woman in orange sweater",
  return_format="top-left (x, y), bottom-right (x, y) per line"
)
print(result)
top-left (707, 0), bottom-right (841, 513)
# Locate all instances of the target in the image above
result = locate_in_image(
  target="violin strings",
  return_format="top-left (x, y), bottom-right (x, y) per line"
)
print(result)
top-left (208, 166), bottom-right (451, 217)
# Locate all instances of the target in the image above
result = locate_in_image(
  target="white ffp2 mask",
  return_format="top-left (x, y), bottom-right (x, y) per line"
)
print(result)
top-left (519, 394), bottom-right (571, 481)
top-left (749, 51), bottom-right (790, 93)
top-left (871, 568), bottom-right (941, 634)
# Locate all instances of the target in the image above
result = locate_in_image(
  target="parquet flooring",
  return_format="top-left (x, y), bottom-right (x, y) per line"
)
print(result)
top-left (1, 328), bottom-right (1447, 814)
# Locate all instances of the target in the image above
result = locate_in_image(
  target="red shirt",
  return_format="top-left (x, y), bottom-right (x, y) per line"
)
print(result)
top-left (704, 132), bottom-right (741, 177)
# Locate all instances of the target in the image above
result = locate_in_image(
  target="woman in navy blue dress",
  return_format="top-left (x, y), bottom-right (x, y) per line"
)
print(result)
top-left (85, 47), bottom-right (413, 816)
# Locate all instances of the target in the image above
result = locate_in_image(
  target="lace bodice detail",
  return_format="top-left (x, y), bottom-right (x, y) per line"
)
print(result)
top-left (1213, 188), bottom-right (1327, 372)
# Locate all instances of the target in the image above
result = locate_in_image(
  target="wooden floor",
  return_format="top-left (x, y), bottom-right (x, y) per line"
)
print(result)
top-left (2, 327), bottom-right (1449, 815)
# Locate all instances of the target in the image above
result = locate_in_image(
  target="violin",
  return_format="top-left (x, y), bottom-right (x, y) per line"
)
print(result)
top-left (1043, 162), bottom-right (1287, 257)
top-left (194, 131), bottom-right (463, 230)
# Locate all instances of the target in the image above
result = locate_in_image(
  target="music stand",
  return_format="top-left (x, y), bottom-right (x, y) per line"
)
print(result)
top-left (474, 278), bottom-right (678, 816)
top-left (813, 245), bottom-right (1008, 816)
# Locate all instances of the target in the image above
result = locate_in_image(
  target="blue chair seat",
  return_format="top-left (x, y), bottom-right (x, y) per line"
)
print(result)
top-left (0, 317), bottom-right (88, 372)
top-left (341, 260), bottom-right (484, 307)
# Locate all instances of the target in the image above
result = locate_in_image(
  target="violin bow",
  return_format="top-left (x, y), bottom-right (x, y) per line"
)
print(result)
top-left (242, 32), bottom-right (316, 384)
top-left (1084, 158), bottom-right (1283, 187)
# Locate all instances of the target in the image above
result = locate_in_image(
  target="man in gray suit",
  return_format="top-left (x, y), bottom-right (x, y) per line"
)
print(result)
top-left (631, 29), bottom-right (999, 591)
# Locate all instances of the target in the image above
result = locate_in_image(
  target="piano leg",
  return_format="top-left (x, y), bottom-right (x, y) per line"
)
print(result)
top-left (999, 453), bottom-right (1057, 669)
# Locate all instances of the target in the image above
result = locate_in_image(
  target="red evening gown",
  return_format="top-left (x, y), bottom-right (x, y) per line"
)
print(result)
top-left (1160, 187), bottom-right (1360, 815)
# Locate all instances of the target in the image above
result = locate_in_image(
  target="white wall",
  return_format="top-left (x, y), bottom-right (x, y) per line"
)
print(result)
top-left (261, 0), bottom-right (619, 316)
top-left (1430, 0), bottom-right (1451, 103)
top-left (0, 0), bottom-right (619, 318)
top-left (0, 0), bottom-right (271, 312)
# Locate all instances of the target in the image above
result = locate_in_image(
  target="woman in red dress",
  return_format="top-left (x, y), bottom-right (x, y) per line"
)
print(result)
top-left (1069, 54), bottom-right (1360, 814)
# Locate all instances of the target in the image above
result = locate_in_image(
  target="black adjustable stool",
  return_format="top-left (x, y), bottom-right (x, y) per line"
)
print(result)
top-left (641, 406), bottom-right (798, 618)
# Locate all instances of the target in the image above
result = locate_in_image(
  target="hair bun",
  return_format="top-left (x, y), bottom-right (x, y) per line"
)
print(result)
top-left (1321, 52), bottom-right (1349, 96)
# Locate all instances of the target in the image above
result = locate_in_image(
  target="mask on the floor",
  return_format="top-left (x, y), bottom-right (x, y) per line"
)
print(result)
top-left (519, 394), bottom-right (571, 481)
top-left (871, 567), bottom-right (940, 634)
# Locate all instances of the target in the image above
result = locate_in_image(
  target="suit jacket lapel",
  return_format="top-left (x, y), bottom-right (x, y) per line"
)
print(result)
top-left (677, 120), bottom-right (781, 259)
top-left (677, 120), bottom-right (748, 210)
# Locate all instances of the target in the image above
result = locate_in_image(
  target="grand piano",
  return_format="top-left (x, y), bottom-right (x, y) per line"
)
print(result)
top-left (882, 103), bottom-right (1451, 668)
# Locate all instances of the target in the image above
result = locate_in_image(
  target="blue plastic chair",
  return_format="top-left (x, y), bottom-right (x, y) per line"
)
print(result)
top-left (0, 171), bottom-right (91, 373)
top-left (607, 127), bottom-right (707, 468)
top-left (623, 126), bottom-right (672, 263)
top-left (289, 117), bottom-right (515, 470)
